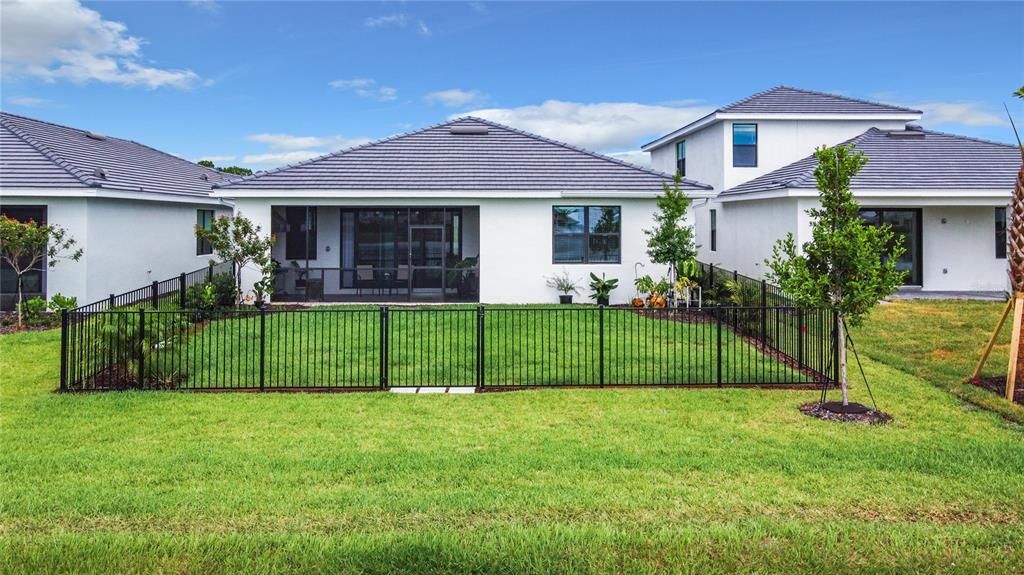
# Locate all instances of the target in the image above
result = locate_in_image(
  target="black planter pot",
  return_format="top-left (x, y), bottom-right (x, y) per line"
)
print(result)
top-left (559, 294), bottom-right (574, 304)
top-left (596, 296), bottom-right (609, 306)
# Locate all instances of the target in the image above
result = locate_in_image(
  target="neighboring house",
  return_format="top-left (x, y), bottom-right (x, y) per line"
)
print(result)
top-left (0, 112), bottom-right (232, 309)
top-left (643, 86), bottom-right (1020, 294)
top-left (213, 117), bottom-right (712, 305)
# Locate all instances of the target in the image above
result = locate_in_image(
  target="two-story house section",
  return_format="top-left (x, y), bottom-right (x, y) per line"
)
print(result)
top-left (643, 87), bottom-right (1020, 295)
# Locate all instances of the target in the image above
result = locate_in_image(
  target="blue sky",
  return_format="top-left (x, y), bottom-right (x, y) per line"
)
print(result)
top-left (2, 1), bottom-right (1022, 169)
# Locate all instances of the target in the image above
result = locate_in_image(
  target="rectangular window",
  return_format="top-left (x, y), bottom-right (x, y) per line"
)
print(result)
top-left (710, 209), bottom-right (717, 252)
top-left (0, 205), bottom-right (47, 301)
top-left (675, 140), bottom-right (686, 177)
top-left (859, 208), bottom-right (922, 286)
top-left (285, 207), bottom-right (317, 260)
top-left (732, 123), bottom-right (757, 167)
top-left (996, 207), bottom-right (1007, 259)
top-left (553, 206), bottom-right (620, 264)
top-left (196, 209), bottom-right (214, 256)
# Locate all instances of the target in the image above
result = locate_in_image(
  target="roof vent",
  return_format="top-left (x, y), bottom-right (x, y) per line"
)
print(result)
top-left (906, 123), bottom-right (924, 131)
top-left (887, 126), bottom-right (925, 138)
top-left (449, 125), bottom-right (488, 135)
top-left (200, 174), bottom-right (209, 182)
top-left (92, 167), bottom-right (107, 179)
top-left (84, 131), bottom-right (107, 141)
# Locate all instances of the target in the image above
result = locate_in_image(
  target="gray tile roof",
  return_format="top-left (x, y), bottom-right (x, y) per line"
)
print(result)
top-left (722, 126), bottom-right (1022, 197)
top-left (216, 117), bottom-right (711, 193)
top-left (0, 112), bottom-right (230, 197)
top-left (719, 86), bottom-right (922, 115)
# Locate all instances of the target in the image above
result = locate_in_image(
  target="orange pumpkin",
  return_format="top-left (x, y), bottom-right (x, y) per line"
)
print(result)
top-left (632, 297), bottom-right (645, 308)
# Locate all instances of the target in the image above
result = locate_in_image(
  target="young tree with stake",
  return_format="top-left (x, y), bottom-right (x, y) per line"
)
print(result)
top-left (195, 213), bottom-right (276, 307)
top-left (644, 173), bottom-right (697, 283)
top-left (0, 216), bottom-right (82, 328)
top-left (766, 144), bottom-right (905, 407)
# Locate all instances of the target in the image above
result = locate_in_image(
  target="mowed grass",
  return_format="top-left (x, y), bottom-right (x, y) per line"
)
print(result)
top-left (80, 306), bottom-right (812, 390)
top-left (3, 300), bottom-right (1024, 574)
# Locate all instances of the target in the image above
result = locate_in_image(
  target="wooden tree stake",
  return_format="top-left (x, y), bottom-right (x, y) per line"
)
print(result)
top-left (1006, 292), bottom-right (1024, 401)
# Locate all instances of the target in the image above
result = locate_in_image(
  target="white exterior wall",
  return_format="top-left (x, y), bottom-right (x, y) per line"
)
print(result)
top-left (696, 197), bottom-right (799, 278)
top-left (2, 194), bottom-right (228, 305)
top-left (233, 196), bottom-right (674, 305)
top-left (651, 123), bottom-right (726, 192)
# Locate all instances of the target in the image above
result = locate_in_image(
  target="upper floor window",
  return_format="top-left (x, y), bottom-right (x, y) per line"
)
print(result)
top-left (732, 123), bottom-right (757, 167)
top-left (675, 140), bottom-right (686, 177)
top-left (196, 209), bottom-right (214, 256)
top-left (996, 207), bottom-right (1007, 259)
top-left (553, 206), bottom-right (621, 264)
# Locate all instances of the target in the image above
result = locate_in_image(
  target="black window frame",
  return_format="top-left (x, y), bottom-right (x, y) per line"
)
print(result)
top-left (0, 205), bottom-right (48, 303)
top-left (675, 140), bottom-right (686, 177)
top-left (552, 205), bottom-right (621, 264)
top-left (709, 208), bottom-right (717, 252)
top-left (996, 206), bottom-right (1007, 259)
top-left (732, 123), bottom-right (758, 168)
top-left (196, 209), bottom-right (215, 256)
top-left (285, 206), bottom-right (318, 261)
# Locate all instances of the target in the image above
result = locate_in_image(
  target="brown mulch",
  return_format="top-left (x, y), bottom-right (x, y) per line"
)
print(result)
top-left (0, 312), bottom-right (59, 335)
top-left (800, 401), bottom-right (893, 425)
top-left (971, 376), bottom-right (1024, 405)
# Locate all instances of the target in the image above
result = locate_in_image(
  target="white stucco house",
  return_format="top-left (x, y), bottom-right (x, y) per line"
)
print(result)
top-left (213, 117), bottom-right (712, 305)
top-left (0, 112), bottom-right (232, 309)
top-left (643, 86), bottom-right (1021, 295)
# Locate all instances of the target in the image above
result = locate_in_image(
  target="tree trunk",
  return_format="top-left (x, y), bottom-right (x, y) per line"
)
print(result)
top-left (838, 314), bottom-right (849, 405)
top-left (15, 274), bottom-right (24, 329)
top-left (1010, 161), bottom-right (1024, 390)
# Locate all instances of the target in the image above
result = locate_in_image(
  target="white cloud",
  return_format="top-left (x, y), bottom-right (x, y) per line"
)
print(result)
top-left (364, 13), bottom-right (407, 28)
top-left (458, 100), bottom-right (713, 152)
top-left (468, 2), bottom-right (488, 14)
top-left (5, 96), bottom-right (51, 107)
top-left (606, 150), bottom-right (652, 168)
top-left (0, 0), bottom-right (201, 89)
top-left (425, 88), bottom-right (482, 108)
top-left (911, 101), bottom-right (1008, 127)
top-left (188, 0), bottom-right (220, 14)
top-left (239, 133), bottom-right (372, 167)
top-left (363, 13), bottom-right (430, 37)
top-left (329, 78), bottom-right (397, 101)
top-left (194, 155), bottom-right (236, 164)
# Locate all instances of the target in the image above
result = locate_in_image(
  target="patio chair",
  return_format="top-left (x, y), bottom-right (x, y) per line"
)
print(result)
top-left (356, 265), bottom-right (375, 295)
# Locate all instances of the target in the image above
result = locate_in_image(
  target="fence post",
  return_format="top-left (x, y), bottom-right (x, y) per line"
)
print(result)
top-left (108, 293), bottom-right (115, 310)
top-left (179, 273), bottom-right (187, 308)
top-left (476, 305), bottom-right (485, 390)
top-left (259, 307), bottom-right (266, 391)
top-left (151, 281), bottom-right (159, 309)
top-left (797, 308), bottom-right (805, 370)
top-left (59, 310), bottom-right (69, 391)
top-left (760, 280), bottom-right (767, 344)
top-left (599, 305), bottom-right (605, 388)
top-left (137, 308), bottom-right (146, 388)
top-left (379, 306), bottom-right (389, 390)
top-left (716, 309), bottom-right (723, 387)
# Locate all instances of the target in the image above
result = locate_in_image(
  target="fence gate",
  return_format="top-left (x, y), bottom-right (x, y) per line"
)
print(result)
top-left (385, 307), bottom-right (479, 388)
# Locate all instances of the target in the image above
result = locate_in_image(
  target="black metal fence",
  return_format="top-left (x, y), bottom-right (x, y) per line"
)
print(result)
top-left (71, 261), bottom-right (234, 314)
top-left (698, 261), bottom-right (794, 308)
top-left (61, 304), bottom-right (837, 392)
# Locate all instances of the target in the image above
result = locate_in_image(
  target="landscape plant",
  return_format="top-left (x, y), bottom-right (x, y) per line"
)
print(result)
top-left (194, 213), bottom-right (276, 307)
top-left (47, 293), bottom-right (77, 313)
top-left (644, 173), bottom-right (697, 282)
top-left (545, 270), bottom-right (580, 303)
top-left (0, 215), bottom-right (82, 328)
top-left (766, 143), bottom-right (904, 407)
top-left (16, 296), bottom-right (48, 327)
top-left (588, 273), bottom-right (618, 305)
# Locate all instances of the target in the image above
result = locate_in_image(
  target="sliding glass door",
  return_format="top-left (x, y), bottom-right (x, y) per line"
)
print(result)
top-left (859, 208), bottom-right (922, 286)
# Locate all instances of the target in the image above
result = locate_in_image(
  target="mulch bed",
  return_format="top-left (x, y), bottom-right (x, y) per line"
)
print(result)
top-left (0, 312), bottom-right (59, 335)
top-left (800, 401), bottom-right (893, 424)
top-left (971, 376), bottom-right (1024, 405)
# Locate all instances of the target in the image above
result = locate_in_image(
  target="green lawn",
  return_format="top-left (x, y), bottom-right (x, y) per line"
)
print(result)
top-left (71, 306), bottom-right (817, 390)
top-left (3, 300), bottom-right (1024, 574)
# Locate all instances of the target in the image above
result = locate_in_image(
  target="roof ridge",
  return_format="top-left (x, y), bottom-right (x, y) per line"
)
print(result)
top-left (913, 126), bottom-right (1019, 149)
top-left (715, 85), bottom-right (785, 113)
top-left (0, 114), bottom-right (97, 188)
top-left (217, 116), bottom-right (713, 191)
top-left (461, 116), bottom-right (710, 189)
top-left (768, 86), bottom-right (923, 115)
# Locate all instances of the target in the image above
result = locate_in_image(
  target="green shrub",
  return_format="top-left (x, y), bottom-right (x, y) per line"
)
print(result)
top-left (47, 293), bottom-right (78, 313)
top-left (16, 296), bottom-right (48, 326)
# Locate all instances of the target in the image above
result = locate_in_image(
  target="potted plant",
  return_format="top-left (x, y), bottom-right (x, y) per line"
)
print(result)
top-left (650, 278), bottom-right (670, 308)
top-left (588, 273), bottom-right (618, 306)
top-left (634, 275), bottom-right (655, 307)
top-left (546, 270), bottom-right (580, 304)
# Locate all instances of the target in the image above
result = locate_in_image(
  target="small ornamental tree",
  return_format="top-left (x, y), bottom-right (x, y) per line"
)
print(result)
top-left (0, 216), bottom-right (83, 328)
top-left (766, 144), bottom-right (905, 406)
top-left (644, 173), bottom-right (697, 282)
top-left (194, 213), bottom-right (276, 306)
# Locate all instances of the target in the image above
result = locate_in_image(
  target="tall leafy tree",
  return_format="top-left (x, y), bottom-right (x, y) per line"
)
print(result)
top-left (197, 160), bottom-right (253, 177)
top-left (644, 173), bottom-right (696, 281)
top-left (0, 216), bottom-right (82, 328)
top-left (194, 213), bottom-right (276, 306)
top-left (766, 144), bottom-right (905, 406)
